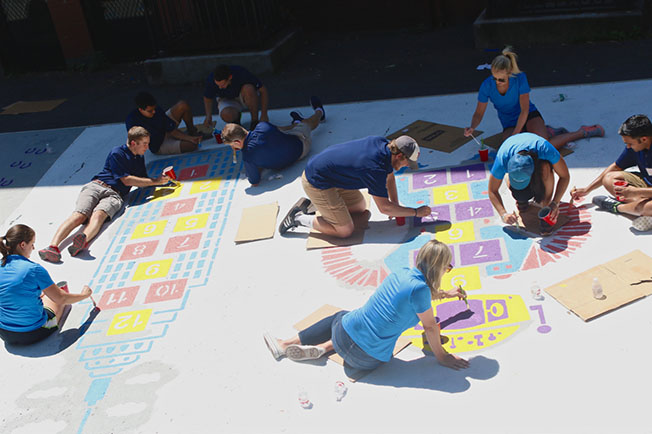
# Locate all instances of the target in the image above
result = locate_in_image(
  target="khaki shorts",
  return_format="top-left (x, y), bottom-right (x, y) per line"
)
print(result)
top-left (75, 181), bottom-right (124, 219)
top-left (301, 172), bottom-right (364, 227)
top-left (217, 95), bottom-right (247, 114)
top-left (621, 171), bottom-right (650, 188)
top-left (280, 122), bottom-right (312, 159)
top-left (153, 108), bottom-right (183, 155)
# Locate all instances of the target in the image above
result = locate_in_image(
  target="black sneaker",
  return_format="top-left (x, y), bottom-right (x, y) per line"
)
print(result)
top-left (592, 195), bottom-right (621, 214)
top-left (290, 111), bottom-right (304, 123)
top-left (291, 197), bottom-right (316, 215)
top-left (310, 96), bottom-right (325, 121)
top-left (279, 205), bottom-right (302, 235)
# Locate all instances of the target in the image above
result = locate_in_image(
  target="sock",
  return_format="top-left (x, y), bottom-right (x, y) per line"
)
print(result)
top-left (50, 245), bottom-right (60, 252)
top-left (315, 108), bottom-right (324, 115)
top-left (292, 120), bottom-right (301, 125)
top-left (295, 213), bottom-right (315, 228)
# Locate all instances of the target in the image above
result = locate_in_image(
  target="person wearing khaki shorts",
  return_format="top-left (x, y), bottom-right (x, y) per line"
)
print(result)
top-left (279, 135), bottom-right (432, 239)
top-left (572, 115), bottom-right (652, 231)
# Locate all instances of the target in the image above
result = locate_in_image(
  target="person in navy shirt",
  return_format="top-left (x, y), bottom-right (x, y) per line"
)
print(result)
top-left (221, 97), bottom-right (325, 186)
top-left (1, 224), bottom-right (92, 345)
top-left (488, 132), bottom-right (570, 233)
top-left (38, 127), bottom-right (170, 263)
top-left (279, 135), bottom-right (431, 238)
top-left (465, 47), bottom-right (604, 149)
top-left (202, 64), bottom-right (269, 130)
top-left (573, 115), bottom-right (652, 231)
top-left (126, 92), bottom-right (203, 155)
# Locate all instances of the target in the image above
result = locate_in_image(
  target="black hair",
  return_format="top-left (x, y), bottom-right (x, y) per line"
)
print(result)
top-left (134, 91), bottom-right (157, 110)
top-left (517, 150), bottom-right (548, 203)
top-left (0, 224), bottom-right (35, 266)
top-left (213, 64), bottom-right (231, 81)
top-left (618, 115), bottom-right (652, 139)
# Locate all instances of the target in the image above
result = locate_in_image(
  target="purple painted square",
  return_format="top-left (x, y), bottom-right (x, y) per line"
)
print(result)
top-left (412, 169), bottom-right (447, 189)
top-left (459, 240), bottom-right (502, 266)
top-left (412, 249), bottom-right (455, 268)
top-left (450, 163), bottom-right (487, 184)
top-left (454, 199), bottom-right (494, 221)
top-left (413, 205), bottom-right (451, 226)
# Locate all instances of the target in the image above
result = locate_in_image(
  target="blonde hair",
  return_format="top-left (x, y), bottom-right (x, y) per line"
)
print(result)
top-left (127, 126), bottom-right (150, 144)
top-left (221, 123), bottom-right (247, 143)
top-left (415, 239), bottom-right (452, 299)
top-left (491, 46), bottom-right (521, 75)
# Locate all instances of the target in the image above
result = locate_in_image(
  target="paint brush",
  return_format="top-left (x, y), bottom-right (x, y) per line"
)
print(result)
top-left (469, 133), bottom-right (483, 147)
top-left (459, 286), bottom-right (468, 308)
top-left (569, 186), bottom-right (576, 206)
top-left (90, 295), bottom-right (98, 309)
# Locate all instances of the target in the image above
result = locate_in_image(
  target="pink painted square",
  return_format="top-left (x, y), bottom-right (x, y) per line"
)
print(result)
top-left (178, 165), bottom-right (208, 181)
top-left (161, 197), bottom-right (197, 217)
top-left (145, 279), bottom-right (187, 304)
top-left (98, 286), bottom-right (140, 310)
top-left (164, 233), bottom-right (202, 254)
top-left (119, 240), bottom-right (159, 261)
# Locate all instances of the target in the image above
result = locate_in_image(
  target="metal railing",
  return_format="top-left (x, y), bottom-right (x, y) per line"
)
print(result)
top-left (486, 0), bottom-right (641, 18)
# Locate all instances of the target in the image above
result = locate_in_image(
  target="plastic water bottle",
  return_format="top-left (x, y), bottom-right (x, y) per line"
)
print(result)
top-left (530, 282), bottom-right (543, 301)
top-left (45, 143), bottom-right (53, 154)
top-left (592, 277), bottom-right (604, 299)
top-left (334, 380), bottom-right (347, 401)
top-left (298, 390), bottom-right (312, 409)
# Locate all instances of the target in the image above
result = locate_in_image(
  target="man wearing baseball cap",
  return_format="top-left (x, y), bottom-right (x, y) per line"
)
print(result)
top-left (279, 135), bottom-right (431, 238)
top-left (487, 132), bottom-right (570, 232)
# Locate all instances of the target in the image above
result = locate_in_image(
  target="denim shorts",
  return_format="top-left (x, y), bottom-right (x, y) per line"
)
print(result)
top-left (331, 311), bottom-right (383, 371)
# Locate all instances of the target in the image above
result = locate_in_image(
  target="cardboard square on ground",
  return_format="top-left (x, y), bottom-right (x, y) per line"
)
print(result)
top-left (387, 120), bottom-right (481, 153)
top-left (1, 99), bottom-right (66, 115)
top-left (234, 202), bottom-right (279, 243)
top-left (306, 191), bottom-right (371, 250)
top-left (482, 132), bottom-right (574, 157)
top-left (545, 250), bottom-right (652, 321)
top-left (510, 203), bottom-right (570, 236)
top-left (293, 304), bottom-right (411, 382)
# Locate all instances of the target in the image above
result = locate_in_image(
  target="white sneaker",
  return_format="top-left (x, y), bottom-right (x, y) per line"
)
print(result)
top-left (632, 216), bottom-right (652, 232)
top-left (285, 345), bottom-right (326, 361)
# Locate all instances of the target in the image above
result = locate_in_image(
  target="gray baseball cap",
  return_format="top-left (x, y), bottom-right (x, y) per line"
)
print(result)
top-left (395, 135), bottom-right (420, 170)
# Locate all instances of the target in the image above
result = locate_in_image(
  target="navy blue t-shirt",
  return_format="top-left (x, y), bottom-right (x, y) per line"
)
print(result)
top-left (203, 65), bottom-right (263, 100)
top-left (93, 144), bottom-right (148, 197)
top-left (615, 147), bottom-right (652, 186)
top-left (125, 108), bottom-right (176, 154)
top-left (242, 122), bottom-right (302, 185)
top-left (305, 136), bottom-right (393, 197)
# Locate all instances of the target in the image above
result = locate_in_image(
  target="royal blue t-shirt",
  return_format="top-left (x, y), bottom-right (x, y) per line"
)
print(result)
top-left (242, 122), bottom-right (302, 185)
top-left (342, 267), bottom-right (432, 362)
top-left (491, 133), bottom-right (560, 180)
top-left (0, 255), bottom-right (55, 332)
top-left (204, 65), bottom-right (263, 100)
top-left (478, 72), bottom-right (537, 129)
top-left (93, 144), bottom-right (148, 197)
top-left (615, 147), bottom-right (652, 186)
top-left (125, 108), bottom-right (176, 154)
top-left (305, 136), bottom-right (393, 197)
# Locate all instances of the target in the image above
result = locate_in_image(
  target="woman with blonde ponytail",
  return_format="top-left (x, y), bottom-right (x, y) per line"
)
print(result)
top-left (465, 47), bottom-right (604, 148)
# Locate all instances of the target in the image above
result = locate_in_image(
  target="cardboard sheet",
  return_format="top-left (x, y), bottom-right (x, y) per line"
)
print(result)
top-left (482, 131), bottom-right (574, 157)
top-left (306, 192), bottom-right (371, 250)
top-left (1, 99), bottom-right (66, 115)
top-left (294, 304), bottom-right (411, 382)
top-left (545, 250), bottom-right (652, 321)
top-left (234, 202), bottom-right (279, 243)
top-left (387, 120), bottom-right (481, 153)
top-left (509, 203), bottom-right (570, 237)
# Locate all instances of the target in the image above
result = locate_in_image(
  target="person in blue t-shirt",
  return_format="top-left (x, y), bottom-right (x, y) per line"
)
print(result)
top-left (1, 224), bottom-right (92, 345)
top-left (465, 47), bottom-right (604, 149)
top-left (38, 127), bottom-right (170, 263)
top-left (573, 115), bottom-right (652, 232)
top-left (126, 92), bottom-right (204, 155)
top-left (221, 97), bottom-right (325, 186)
top-left (279, 135), bottom-right (432, 238)
top-left (262, 240), bottom-right (469, 372)
top-left (488, 133), bottom-right (570, 234)
top-left (202, 64), bottom-right (269, 130)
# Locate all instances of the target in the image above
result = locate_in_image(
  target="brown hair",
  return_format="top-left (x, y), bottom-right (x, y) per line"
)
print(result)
top-left (0, 224), bottom-right (35, 266)
top-left (127, 126), bottom-right (150, 144)
top-left (221, 123), bottom-right (248, 143)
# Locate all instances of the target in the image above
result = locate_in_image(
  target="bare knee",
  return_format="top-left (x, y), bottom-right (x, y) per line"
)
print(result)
top-left (69, 212), bottom-right (88, 225)
top-left (220, 107), bottom-right (240, 123)
top-left (602, 171), bottom-right (620, 187)
top-left (334, 223), bottom-right (355, 239)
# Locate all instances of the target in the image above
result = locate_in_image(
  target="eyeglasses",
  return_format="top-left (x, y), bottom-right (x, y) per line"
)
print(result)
top-left (447, 263), bottom-right (454, 272)
top-left (492, 76), bottom-right (507, 83)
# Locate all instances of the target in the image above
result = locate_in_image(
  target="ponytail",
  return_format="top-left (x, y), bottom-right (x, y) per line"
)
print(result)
top-left (0, 224), bottom-right (35, 266)
top-left (491, 46), bottom-right (521, 75)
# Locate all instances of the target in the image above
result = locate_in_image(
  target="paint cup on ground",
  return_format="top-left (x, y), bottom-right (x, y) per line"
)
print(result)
top-left (214, 129), bottom-right (223, 144)
top-left (614, 180), bottom-right (627, 202)
top-left (538, 206), bottom-right (557, 226)
top-left (396, 216), bottom-right (406, 226)
top-left (56, 281), bottom-right (69, 293)
top-left (478, 148), bottom-right (489, 162)
top-left (162, 166), bottom-right (177, 181)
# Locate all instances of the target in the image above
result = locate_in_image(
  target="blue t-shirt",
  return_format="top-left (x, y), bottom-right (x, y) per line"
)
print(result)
top-left (342, 267), bottom-right (432, 362)
top-left (125, 108), bottom-right (176, 154)
top-left (615, 147), bottom-right (652, 186)
top-left (0, 255), bottom-right (55, 332)
top-left (204, 65), bottom-right (263, 100)
top-left (93, 144), bottom-right (148, 197)
top-left (305, 136), bottom-right (393, 197)
top-left (478, 72), bottom-right (537, 129)
top-left (491, 133), bottom-right (560, 180)
top-left (242, 122), bottom-right (302, 185)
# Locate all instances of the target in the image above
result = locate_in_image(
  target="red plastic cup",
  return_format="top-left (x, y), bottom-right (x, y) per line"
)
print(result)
top-left (56, 281), bottom-right (69, 293)
top-left (538, 206), bottom-right (557, 226)
top-left (614, 180), bottom-right (627, 202)
top-left (478, 148), bottom-right (489, 162)
top-left (214, 131), bottom-right (223, 144)
top-left (163, 166), bottom-right (177, 180)
top-left (396, 216), bottom-right (406, 226)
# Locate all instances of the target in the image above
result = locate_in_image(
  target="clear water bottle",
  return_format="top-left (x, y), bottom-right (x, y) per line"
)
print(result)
top-left (530, 282), bottom-right (543, 301)
top-left (334, 380), bottom-right (347, 401)
top-left (592, 277), bottom-right (604, 299)
top-left (298, 390), bottom-right (312, 409)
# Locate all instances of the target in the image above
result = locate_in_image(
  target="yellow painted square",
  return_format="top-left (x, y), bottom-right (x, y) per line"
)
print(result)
top-left (190, 179), bottom-right (221, 195)
top-left (432, 183), bottom-right (470, 204)
top-left (107, 309), bottom-right (152, 335)
top-left (435, 221), bottom-right (475, 244)
top-left (441, 266), bottom-right (482, 291)
top-left (149, 184), bottom-right (182, 202)
top-left (174, 213), bottom-right (209, 232)
top-left (131, 220), bottom-right (168, 239)
top-left (133, 259), bottom-right (173, 281)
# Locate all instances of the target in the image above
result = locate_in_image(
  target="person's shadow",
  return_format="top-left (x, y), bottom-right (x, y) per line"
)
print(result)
top-left (4, 307), bottom-right (100, 357)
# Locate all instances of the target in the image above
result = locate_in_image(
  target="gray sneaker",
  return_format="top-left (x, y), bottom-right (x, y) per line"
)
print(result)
top-left (632, 216), bottom-right (652, 232)
top-left (592, 195), bottom-right (621, 214)
top-left (285, 344), bottom-right (326, 361)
